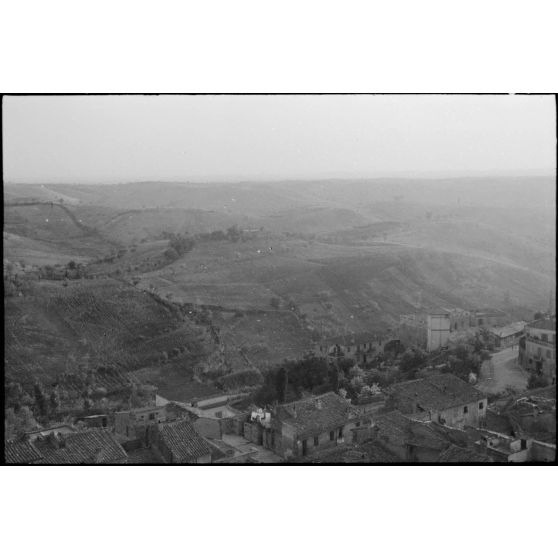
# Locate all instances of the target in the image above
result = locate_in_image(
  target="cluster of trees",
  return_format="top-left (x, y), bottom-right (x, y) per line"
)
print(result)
top-left (165, 233), bottom-right (195, 259)
top-left (197, 225), bottom-right (245, 243)
top-left (254, 356), bottom-right (338, 405)
top-left (437, 332), bottom-right (493, 382)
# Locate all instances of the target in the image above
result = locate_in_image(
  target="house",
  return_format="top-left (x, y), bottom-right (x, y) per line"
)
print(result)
top-left (32, 429), bottom-right (128, 464)
top-left (385, 373), bottom-right (488, 429)
top-left (154, 419), bottom-right (213, 464)
top-left (315, 333), bottom-right (400, 365)
top-left (4, 439), bottom-right (44, 464)
top-left (487, 321), bottom-right (526, 349)
top-left (471, 308), bottom-right (508, 328)
top-left (269, 392), bottom-right (362, 459)
top-left (114, 403), bottom-right (194, 449)
top-left (371, 411), bottom-right (473, 462)
top-left (518, 317), bottom-right (556, 382)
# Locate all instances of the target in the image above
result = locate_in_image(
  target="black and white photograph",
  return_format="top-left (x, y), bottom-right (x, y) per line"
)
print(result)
top-left (2, 3), bottom-right (558, 558)
top-left (3, 93), bottom-right (556, 465)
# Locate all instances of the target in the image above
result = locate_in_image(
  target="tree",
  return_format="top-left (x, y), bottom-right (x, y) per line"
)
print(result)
top-left (33, 382), bottom-right (48, 417)
top-left (328, 366), bottom-right (339, 392)
top-left (67, 260), bottom-right (77, 270)
top-left (275, 367), bottom-right (288, 403)
top-left (49, 388), bottom-right (60, 414)
top-left (270, 297), bottom-right (280, 309)
top-left (400, 347), bottom-right (427, 375)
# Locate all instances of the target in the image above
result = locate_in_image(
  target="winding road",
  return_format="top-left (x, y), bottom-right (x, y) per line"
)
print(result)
top-left (477, 345), bottom-right (529, 394)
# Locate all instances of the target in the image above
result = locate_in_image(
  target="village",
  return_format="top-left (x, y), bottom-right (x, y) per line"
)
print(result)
top-left (5, 302), bottom-right (555, 464)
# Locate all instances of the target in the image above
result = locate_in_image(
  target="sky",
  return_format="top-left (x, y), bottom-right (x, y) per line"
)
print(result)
top-left (3, 95), bottom-right (556, 183)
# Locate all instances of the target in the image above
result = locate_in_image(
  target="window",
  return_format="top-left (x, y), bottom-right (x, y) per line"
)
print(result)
top-left (356, 422), bottom-right (361, 427)
top-left (330, 431), bottom-right (335, 441)
top-left (546, 350), bottom-right (551, 359)
top-left (463, 406), bottom-right (468, 414)
top-left (542, 334), bottom-right (548, 343)
top-left (314, 436), bottom-right (319, 446)
top-left (339, 427), bottom-right (344, 440)
top-left (148, 413), bottom-right (155, 420)
top-left (479, 401), bottom-right (484, 410)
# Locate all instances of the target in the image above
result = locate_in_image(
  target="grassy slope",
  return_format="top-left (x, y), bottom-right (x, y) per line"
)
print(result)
top-left (4, 279), bottom-right (208, 388)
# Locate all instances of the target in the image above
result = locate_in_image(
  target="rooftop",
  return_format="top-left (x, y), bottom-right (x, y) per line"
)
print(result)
top-left (35, 429), bottom-right (127, 464)
top-left (374, 411), bottom-right (455, 450)
top-left (4, 439), bottom-right (43, 464)
top-left (438, 445), bottom-right (492, 463)
top-left (275, 392), bottom-right (352, 436)
top-left (158, 419), bottom-right (213, 462)
top-left (489, 322), bottom-right (526, 339)
top-left (306, 440), bottom-right (400, 463)
top-left (387, 373), bottom-right (485, 413)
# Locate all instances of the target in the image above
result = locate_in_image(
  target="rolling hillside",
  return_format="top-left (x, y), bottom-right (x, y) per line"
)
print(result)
top-left (4, 279), bottom-right (210, 388)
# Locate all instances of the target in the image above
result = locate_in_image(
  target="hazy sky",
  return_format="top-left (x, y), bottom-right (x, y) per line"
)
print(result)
top-left (3, 95), bottom-right (556, 183)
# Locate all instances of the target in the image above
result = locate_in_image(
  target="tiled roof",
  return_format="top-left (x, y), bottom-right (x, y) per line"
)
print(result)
top-left (158, 420), bottom-right (212, 463)
top-left (4, 440), bottom-right (43, 464)
top-left (36, 429), bottom-right (127, 464)
top-left (387, 374), bottom-right (484, 413)
top-left (275, 392), bottom-right (352, 436)
top-left (306, 441), bottom-right (400, 463)
top-left (438, 445), bottom-right (492, 463)
top-left (374, 411), bottom-right (454, 450)
top-left (489, 322), bottom-right (526, 339)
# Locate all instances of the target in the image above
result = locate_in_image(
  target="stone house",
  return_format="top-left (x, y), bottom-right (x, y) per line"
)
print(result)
top-left (487, 321), bottom-right (526, 349)
top-left (114, 403), bottom-right (191, 446)
top-left (518, 317), bottom-right (556, 382)
top-left (371, 411), bottom-right (473, 462)
top-left (470, 308), bottom-right (508, 328)
top-left (269, 392), bottom-right (363, 459)
top-left (315, 333), bottom-right (400, 365)
top-left (385, 373), bottom-right (488, 429)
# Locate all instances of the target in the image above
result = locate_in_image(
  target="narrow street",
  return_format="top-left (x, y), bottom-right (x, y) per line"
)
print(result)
top-left (477, 345), bottom-right (529, 395)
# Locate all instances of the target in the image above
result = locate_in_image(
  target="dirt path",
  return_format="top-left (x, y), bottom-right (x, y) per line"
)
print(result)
top-left (477, 346), bottom-right (529, 394)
